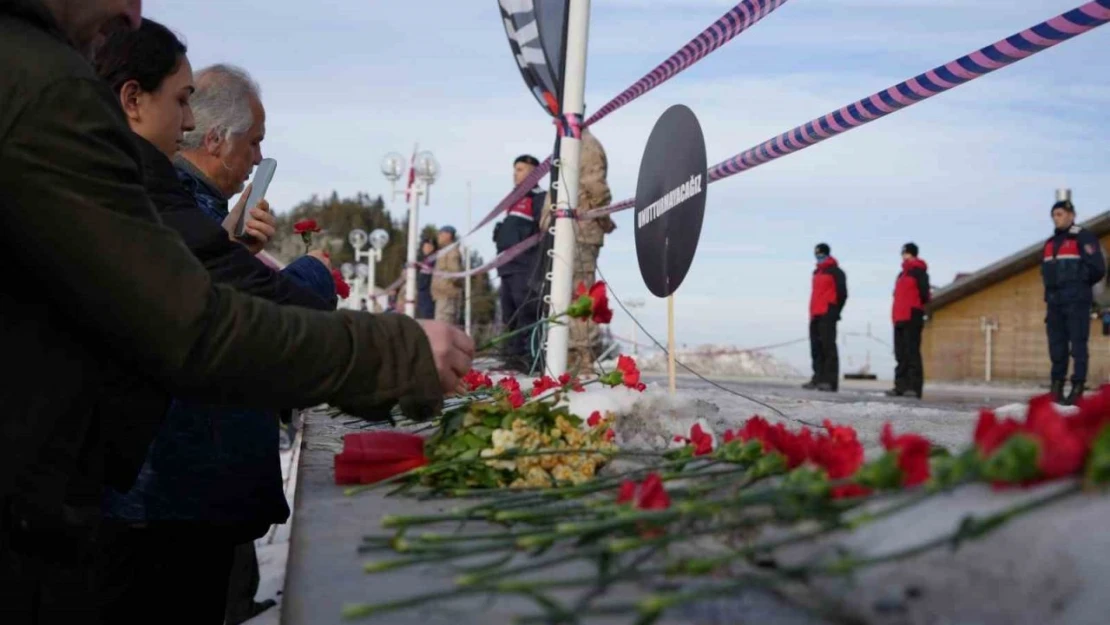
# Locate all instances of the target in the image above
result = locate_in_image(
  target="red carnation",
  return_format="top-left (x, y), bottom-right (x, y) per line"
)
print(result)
top-left (293, 219), bottom-right (320, 234)
top-left (587, 411), bottom-right (603, 427)
top-left (616, 473), bottom-right (670, 510)
top-left (880, 423), bottom-right (932, 487)
top-left (531, 375), bottom-right (560, 397)
top-left (609, 355), bottom-right (646, 392)
top-left (975, 395), bottom-right (1087, 483)
top-left (568, 281), bottom-right (613, 325)
top-left (462, 370), bottom-right (493, 392)
top-left (331, 269), bottom-right (350, 299)
top-left (675, 423), bottom-right (714, 456)
top-left (497, 377), bottom-right (526, 409)
top-left (558, 373), bottom-right (585, 392)
top-left (809, 420), bottom-right (867, 498)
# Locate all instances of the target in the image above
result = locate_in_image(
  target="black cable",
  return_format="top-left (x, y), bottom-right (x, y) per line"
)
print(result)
top-left (593, 264), bottom-right (822, 429)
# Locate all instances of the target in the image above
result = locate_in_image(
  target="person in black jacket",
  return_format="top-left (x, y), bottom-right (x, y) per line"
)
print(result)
top-left (417, 239), bottom-right (437, 319)
top-left (1042, 198), bottom-right (1106, 405)
top-left (494, 154), bottom-right (546, 371)
top-left (0, 5), bottom-right (470, 623)
top-left (93, 21), bottom-right (337, 623)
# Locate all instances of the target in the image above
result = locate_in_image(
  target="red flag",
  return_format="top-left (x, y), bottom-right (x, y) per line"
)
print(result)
top-left (404, 144), bottom-right (417, 202)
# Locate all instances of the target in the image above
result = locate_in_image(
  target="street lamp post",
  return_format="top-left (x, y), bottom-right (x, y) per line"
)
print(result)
top-left (382, 150), bottom-right (438, 318)
top-left (348, 228), bottom-right (390, 312)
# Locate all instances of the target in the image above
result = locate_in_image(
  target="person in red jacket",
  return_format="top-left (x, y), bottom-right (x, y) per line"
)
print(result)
top-left (886, 243), bottom-right (931, 398)
top-left (804, 243), bottom-right (848, 392)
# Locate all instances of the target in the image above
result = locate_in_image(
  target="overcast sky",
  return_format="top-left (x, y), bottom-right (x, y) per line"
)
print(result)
top-left (144, 0), bottom-right (1110, 378)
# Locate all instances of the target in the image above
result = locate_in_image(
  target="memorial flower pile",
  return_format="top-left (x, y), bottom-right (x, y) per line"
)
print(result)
top-left (341, 386), bottom-right (1110, 623)
top-left (327, 274), bottom-right (1110, 624)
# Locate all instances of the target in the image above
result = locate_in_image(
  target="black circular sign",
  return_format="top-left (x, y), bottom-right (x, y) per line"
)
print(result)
top-left (634, 104), bottom-right (708, 298)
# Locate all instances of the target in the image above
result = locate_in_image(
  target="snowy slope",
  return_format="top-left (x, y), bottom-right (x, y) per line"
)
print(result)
top-left (635, 345), bottom-right (802, 379)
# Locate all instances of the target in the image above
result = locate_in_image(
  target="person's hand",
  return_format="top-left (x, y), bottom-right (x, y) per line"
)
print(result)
top-left (223, 184), bottom-right (277, 255)
top-left (418, 320), bottom-right (474, 395)
top-left (307, 249), bottom-right (331, 270)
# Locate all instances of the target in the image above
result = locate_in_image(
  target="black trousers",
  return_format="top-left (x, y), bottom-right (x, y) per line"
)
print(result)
top-left (499, 271), bottom-right (539, 361)
top-left (809, 314), bottom-right (839, 389)
top-left (1046, 300), bottom-right (1091, 383)
top-left (98, 522), bottom-right (237, 625)
top-left (225, 541), bottom-right (262, 625)
top-left (0, 523), bottom-right (99, 625)
top-left (893, 317), bottom-right (925, 395)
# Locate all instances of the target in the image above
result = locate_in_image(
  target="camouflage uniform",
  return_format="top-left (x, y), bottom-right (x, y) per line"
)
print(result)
top-left (541, 128), bottom-right (616, 373)
top-left (431, 245), bottom-right (463, 324)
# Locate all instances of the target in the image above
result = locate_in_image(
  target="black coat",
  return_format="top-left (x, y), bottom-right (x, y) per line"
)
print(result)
top-left (0, 0), bottom-right (442, 535)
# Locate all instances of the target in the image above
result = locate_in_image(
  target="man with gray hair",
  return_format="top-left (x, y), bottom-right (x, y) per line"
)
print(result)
top-left (175, 64), bottom-right (281, 253)
top-left (173, 63), bottom-right (330, 623)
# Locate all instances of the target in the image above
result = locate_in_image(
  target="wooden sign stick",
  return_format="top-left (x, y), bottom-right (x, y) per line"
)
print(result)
top-left (667, 294), bottom-right (677, 395)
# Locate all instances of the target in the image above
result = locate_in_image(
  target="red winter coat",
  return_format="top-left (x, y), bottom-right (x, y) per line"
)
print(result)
top-left (892, 257), bottom-right (930, 323)
top-left (810, 256), bottom-right (848, 320)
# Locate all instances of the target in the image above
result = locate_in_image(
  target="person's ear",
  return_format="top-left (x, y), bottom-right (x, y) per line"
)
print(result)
top-left (118, 80), bottom-right (144, 123)
top-left (203, 128), bottom-right (224, 157)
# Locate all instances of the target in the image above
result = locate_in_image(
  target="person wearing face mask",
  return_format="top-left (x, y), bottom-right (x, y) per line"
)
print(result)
top-left (0, 2), bottom-right (473, 621)
top-left (803, 243), bottom-right (848, 392)
top-left (1042, 197), bottom-right (1105, 405)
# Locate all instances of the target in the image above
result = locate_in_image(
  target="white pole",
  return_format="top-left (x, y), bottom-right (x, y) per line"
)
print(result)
top-left (368, 250), bottom-right (378, 313)
top-left (465, 180), bottom-right (473, 336)
top-left (544, 0), bottom-right (591, 377)
top-left (404, 181), bottom-right (420, 318)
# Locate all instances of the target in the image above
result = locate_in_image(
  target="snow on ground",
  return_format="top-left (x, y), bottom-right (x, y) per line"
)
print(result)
top-left (618, 346), bottom-right (802, 379)
top-left (562, 382), bottom-right (987, 455)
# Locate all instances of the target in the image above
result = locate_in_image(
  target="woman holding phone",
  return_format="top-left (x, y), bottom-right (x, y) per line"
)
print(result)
top-left (93, 19), bottom-right (337, 623)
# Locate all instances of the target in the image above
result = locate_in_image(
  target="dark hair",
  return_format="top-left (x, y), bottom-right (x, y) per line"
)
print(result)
top-left (94, 18), bottom-right (187, 96)
top-left (514, 154), bottom-right (540, 167)
top-left (815, 242), bottom-right (831, 255)
top-left (902, 242), bottom-right (919, 257)
top-left (1052, 200), bottom-right (1075, 214)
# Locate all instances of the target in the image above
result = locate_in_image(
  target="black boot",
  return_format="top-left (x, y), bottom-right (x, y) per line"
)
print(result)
top-left (801, 379), bottom-right (818, 390)
top-left (1064, 381), bottom-right (1086, 406)
top-left (884, 388), bottom-right (904, 397)
top-left (1050, 379), bottom-right (1066, 404)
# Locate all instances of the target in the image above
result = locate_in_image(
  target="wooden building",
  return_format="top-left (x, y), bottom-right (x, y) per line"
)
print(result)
top-left (923, 212), bottom-right (1110, 384)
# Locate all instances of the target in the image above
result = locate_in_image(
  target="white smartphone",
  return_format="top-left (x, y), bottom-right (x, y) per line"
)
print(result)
top-left (236, 158), bottom-right (277, 238)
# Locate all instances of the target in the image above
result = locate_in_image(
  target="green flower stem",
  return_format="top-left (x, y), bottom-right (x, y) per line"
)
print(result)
top-left (362, 541), bottom-right (510, 574)
top-left (511, 603), bottom-right (642, 625)
top-left (453, 458), bottom-right (725, 515)
top-left (342, 587), bottom-right (483, 620)
top-left (635, 484), bottom-right (1080, 621)
top-left (478, 314), bottom-right (568, 352)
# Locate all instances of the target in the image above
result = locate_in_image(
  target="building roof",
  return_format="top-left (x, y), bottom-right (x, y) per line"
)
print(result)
top-left (927, 211), bottom-right (1110, 313)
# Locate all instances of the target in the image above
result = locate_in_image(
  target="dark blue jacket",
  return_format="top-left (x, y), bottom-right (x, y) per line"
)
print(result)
top-left (1042, 225), bottom-right (1105, 305)
top-left (494, 187), bottom-right (544, 276)
top-left (103, 141), bottom-right (337, 539)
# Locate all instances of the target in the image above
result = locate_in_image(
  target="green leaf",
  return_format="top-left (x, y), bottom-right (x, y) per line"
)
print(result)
top-left (1084, 424), bottom-right (1110, 487)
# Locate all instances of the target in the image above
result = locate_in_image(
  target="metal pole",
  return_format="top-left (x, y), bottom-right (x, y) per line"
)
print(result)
top-left (544, 0), bottom-right (591, 377)
top-left (368, 250), bottom-right (378, 313)
top-left (465, 180), bottom-right (473, 336)
top-left (404, 182), bottom-right (420, 317)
